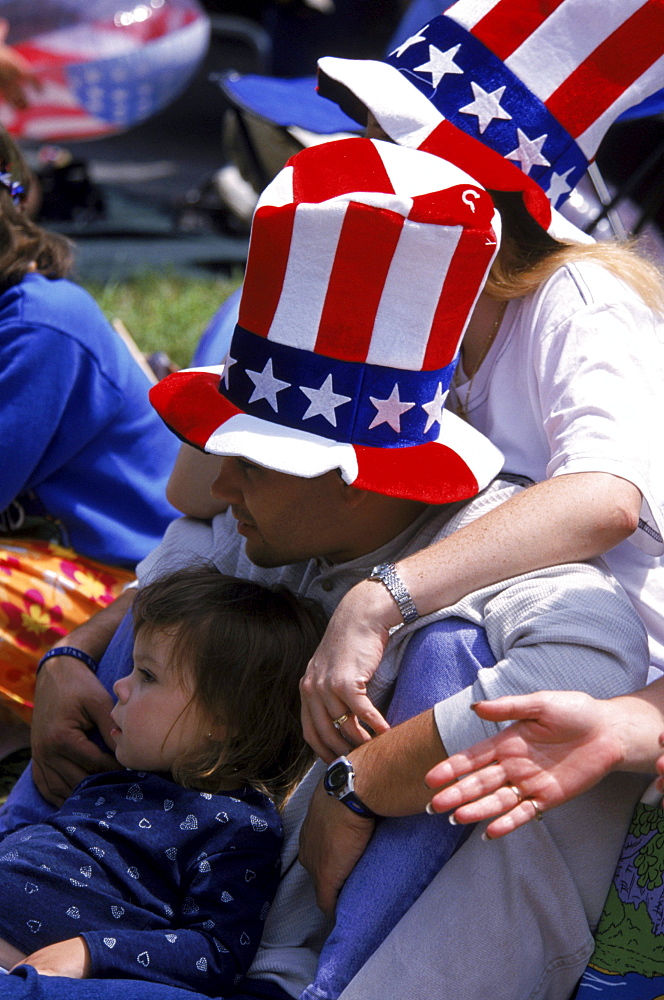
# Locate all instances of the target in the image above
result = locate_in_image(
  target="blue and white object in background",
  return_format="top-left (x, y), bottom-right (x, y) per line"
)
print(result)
top-left (0, 0), bottom-right (209, 140)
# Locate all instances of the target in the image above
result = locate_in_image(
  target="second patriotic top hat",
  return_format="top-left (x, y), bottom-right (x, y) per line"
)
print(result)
top-left (150, 137), bottom-right (504, 505)
top-left (317, 0), bottom-right (664, 241)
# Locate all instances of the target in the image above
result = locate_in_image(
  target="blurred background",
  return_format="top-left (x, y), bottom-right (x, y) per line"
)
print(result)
top-left (13, 0), bottom-right (664, 370)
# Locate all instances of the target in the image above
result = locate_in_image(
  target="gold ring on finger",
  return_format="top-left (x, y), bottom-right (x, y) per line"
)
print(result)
top-left (506, 784), bottom-right (523, 804)
top-left (332, 713), bottom-right (349, 731)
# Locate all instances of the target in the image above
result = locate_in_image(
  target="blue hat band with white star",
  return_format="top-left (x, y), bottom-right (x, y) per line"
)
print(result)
top-left (221, 326), bottom-right (456, 449)
top-left (388, 15), bottom-right (588, 208)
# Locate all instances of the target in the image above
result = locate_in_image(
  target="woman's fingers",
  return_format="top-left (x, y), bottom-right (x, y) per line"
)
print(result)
top-left (427, 762), bottom-right (508, 810)
top-left (300, 694), bottom-right (351, 762)
top-left (425, 744), bottom-right (504, 789)
top-left (482, 800), bottom-right (544, 840)
top-left (301, 684), bottom-right (389, 762)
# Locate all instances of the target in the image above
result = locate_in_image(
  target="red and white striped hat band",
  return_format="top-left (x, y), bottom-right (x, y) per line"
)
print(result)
top-left (150, 138), bottom-right (504, 505)
top-left (317, 0), bottom-right (663, 241)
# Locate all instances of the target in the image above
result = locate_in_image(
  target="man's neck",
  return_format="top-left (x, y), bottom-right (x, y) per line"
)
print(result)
top-left (326, 498), bottom-right (432, 565)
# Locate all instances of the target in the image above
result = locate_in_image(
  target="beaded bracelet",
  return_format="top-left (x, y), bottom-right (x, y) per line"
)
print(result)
top-left (36, 646), bottom-right (99, 676)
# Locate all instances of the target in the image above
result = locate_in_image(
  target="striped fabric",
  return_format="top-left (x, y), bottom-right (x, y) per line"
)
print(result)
top-left (150, 137), bottom-right (504, 505)
top-left (0, 0), bottom-right (209, 142)
top-left (317, 0), bottom-right (663, 236)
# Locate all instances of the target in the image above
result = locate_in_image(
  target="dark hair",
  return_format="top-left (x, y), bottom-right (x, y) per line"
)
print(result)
top-left (132, 565), bottom-right (327, 805)
top-left (0, 127), bottom-right (73, 291)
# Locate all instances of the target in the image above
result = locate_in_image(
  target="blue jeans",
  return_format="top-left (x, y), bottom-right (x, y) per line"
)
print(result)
top-left (300, 617), bottom-right (496, 1000)
top-left (0, 966), bottom-right (289, 1000)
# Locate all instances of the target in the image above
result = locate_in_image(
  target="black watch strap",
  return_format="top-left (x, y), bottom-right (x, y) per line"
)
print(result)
top-left (323, 756), bottom-right (378, 819)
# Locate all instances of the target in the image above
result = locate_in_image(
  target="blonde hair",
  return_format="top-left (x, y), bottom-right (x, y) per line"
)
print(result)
top-left (485, 190), bottom-right (664, 313)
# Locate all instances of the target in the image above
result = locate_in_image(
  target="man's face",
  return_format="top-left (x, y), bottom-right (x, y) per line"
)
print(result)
top-left (210, 457), bottom-right (361, 567)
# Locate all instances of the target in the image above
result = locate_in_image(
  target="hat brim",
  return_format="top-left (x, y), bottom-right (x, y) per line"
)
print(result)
top-left (217, 71), bottom-right (360, 135)
top-left (150, 366), bottom-right (504, 506)
top-left (317, 57), bottom-right (594, 246)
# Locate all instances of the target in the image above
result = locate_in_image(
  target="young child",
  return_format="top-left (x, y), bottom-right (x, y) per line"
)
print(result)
top-left (0, 565), bottom-right (325, 993)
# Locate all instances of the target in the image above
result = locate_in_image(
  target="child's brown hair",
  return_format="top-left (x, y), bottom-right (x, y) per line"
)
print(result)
top-left (0, 126), bottom-right (74, 290)
top-left (131, 565), bottom-right (326, 805)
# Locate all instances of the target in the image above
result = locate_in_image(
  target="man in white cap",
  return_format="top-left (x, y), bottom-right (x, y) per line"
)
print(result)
top-left (2, 137), bottom-right (649, 1000)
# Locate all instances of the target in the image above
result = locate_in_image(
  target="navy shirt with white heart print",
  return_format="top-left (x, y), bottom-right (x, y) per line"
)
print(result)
top-left (0, 770), bottom-right (281, 993)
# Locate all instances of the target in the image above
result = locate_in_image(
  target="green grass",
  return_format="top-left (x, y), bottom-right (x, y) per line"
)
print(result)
top-left (82, 269), bottom-right (244, 369)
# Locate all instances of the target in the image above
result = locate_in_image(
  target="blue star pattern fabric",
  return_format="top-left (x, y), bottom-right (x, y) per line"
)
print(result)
top-left (0, 0), bottom-right (210, 142)
top-left (0, 771), bottom-right (282, 993)
top-left (385, 16), bottom-right (588, 207)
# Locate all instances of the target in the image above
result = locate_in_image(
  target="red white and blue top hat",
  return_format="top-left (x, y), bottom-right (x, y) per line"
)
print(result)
top-left (318, 0), bottom-right (664, 241)
top-left (150, 137), bottom-right (504, 505)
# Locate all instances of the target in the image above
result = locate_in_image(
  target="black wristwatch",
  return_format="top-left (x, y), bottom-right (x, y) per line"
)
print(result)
top-left (323, 756), bottom-right (378, 819)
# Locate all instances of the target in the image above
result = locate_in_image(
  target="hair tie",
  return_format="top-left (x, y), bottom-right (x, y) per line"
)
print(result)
top-left (0, 171), bottom-right (25, 206)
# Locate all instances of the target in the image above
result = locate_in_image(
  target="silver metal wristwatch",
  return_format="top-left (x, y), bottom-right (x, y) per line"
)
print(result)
top-left (368, 562), bottom-right (419, 624)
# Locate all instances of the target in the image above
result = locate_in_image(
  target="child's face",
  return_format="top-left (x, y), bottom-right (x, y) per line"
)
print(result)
top-left (110, 628), bottom-right (211, 773)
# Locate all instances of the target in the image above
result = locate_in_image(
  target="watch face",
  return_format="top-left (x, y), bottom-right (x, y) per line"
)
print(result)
top-left (326, 761), bottom-right (350, 792)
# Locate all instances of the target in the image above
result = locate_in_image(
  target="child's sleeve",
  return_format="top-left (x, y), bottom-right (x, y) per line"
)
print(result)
top-left (82, 807), bottom-right (283, 993)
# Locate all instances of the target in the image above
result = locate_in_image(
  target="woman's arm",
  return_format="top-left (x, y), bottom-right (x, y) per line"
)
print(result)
top-left (425, 681), bottom-right (664, 838)
top-left (301, 471), bottom-right (642, 759)
top-left (165, 443), bottom-right (227, 519)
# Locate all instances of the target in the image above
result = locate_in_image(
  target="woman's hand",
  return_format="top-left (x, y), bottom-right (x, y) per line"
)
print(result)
top-left (425, 691), bottom-right (630, 838)
top-left (300, 580), bottom-right (397, 762)
top-left (15, 937), bottom-right (91, 978)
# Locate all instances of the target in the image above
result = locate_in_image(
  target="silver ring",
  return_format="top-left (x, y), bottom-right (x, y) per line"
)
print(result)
top-left (332, 713), bottom-right (349, 731)
top-left (530, 799), bottom-right (544, 822)
top-left (507, 784), bottom-right (523, 804)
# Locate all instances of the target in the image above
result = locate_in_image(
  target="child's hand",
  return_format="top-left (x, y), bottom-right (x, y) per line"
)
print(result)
top-left (14, 937), bottom-right (91, 978)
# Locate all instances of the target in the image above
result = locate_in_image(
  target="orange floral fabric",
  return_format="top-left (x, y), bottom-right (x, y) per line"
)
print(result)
top-left (0, 539), bottom-right (134, 723)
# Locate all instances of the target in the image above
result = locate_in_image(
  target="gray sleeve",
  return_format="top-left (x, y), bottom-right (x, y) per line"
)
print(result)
top-left (136, 515), bottom-right (217, 584)
top-left (433, 563), bottom-right (649, 757)
top-left (136, 511), bottom-right (246, 585)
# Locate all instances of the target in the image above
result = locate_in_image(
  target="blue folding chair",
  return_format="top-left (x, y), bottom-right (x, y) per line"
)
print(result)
top-left (209, 0), bottom-right (664, 242)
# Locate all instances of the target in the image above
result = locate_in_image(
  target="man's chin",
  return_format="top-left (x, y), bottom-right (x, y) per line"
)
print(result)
top-left (242, 539), bottom-right (296, 569)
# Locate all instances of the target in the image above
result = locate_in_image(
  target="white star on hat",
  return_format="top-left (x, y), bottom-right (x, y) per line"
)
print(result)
top-left (546, 167), bottom-right (575, 207)
top-left (246, 358), bottom-right (291, 412)
top-left (222, 352), bottom-right (237, 389)
top-left (506, 128), bottom-right (550, 175)
top-left (390, 26), bottom-right (428, 59)
top-left (459, 82), bottom-right (511, 134)
top-left (414, 44), bottom-right (463, 89)
top-left (369, 384), bottom-right (415, 433)
top-left (421, 382), bottom-right (446, 433)
top-left (300, 374), bottom-right (351, 427)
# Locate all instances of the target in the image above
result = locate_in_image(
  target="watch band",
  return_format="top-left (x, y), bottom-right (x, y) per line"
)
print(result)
top-left (323, 756), bottom-right (379, 819)
top-left (36, 646), bottom-right (99, 676)
top-left (369, 562), bottom-right (419, 624)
